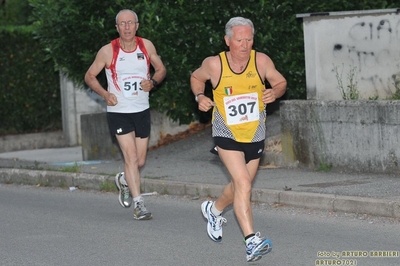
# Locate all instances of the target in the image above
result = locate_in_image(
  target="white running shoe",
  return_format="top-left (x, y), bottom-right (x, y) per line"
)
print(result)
top-left (245, 232), bottom-right (272, 262)
top-left (133, 200), bottom-right (152, 220)
top-left (201, 201), bottom-right (227, 242)
top-left (114, 172), bottom-right (132, 208)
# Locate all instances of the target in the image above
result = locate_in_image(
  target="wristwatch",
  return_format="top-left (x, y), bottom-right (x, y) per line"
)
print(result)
top-left (195, 92), bottom-right (204, 102)
top-left (151, 78), bottom-right (158, 87)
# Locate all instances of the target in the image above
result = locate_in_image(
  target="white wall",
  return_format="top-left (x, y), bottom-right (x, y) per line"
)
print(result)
top-left (60, 73), bottom-right (106, 146)
top-left (298, 9), bottom-right (400, 100)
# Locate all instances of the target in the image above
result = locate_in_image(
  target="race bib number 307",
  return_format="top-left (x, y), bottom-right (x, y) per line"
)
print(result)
top-left (223, 92), bottom-right (259, 125)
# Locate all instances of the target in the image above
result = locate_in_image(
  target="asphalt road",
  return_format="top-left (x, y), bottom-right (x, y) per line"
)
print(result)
top-left (1, 184), bottom-right (399, 266)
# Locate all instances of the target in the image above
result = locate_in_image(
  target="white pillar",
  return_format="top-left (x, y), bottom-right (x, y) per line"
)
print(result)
top-left (59, 73), bottom-right (106, 146)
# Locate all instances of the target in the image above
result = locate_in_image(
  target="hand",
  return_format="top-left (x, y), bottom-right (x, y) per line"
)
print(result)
top-left (262, 88), bottom-right (276, 104)
top-left (198, 95), bottom-right (215, 112)
top-left (140, 79), bottom-right (154, 92)
top-left (104, 92), bottom-right (118, 106)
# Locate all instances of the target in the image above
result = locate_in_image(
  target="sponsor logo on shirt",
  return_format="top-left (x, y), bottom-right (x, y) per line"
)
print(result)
top-left (246, 71), bottom-right (257, 78)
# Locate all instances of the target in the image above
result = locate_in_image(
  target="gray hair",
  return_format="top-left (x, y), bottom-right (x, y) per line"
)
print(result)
top-left (225, 17), bottom-right (254, 39)
top-left (115, 9), bottom-right (139, 24)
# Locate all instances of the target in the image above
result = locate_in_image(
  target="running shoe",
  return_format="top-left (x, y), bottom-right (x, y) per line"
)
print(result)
top-left (245, 232), bottom-right (272, 262)
top-left (133, 200), bottom-right (153, 220)
top-left (201, 201), bottom-right (227, 242)
top-left (114, 172), bottom-right (132, 208)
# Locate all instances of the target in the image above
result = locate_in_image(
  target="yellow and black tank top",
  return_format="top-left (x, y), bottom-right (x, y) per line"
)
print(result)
top-left (212, 50), bottom-right (266, 143)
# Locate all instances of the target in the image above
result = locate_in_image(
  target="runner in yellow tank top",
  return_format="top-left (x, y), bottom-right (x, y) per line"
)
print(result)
top-left (213, 50), bottom-right (265, 143)
top-left (190, 17), bottom-right (286, 262)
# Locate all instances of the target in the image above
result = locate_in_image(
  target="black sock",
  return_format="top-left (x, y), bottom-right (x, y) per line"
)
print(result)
top-left (245, 233), bottom-right (255, 241)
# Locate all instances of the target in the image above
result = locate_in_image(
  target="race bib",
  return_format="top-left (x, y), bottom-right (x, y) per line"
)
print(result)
top-left (120, 75), bottom-right (145, 99)
top-left (223, 92), bottom-right (259, 125)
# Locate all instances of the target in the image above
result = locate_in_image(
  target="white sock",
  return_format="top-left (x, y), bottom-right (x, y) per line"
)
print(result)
top-left (211, 203), bottom-right (223, 216)
top-left (134, 196), bottom-right (143, 206)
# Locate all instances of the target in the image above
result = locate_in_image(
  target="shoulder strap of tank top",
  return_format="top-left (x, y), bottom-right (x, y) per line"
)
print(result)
top-left (136, 37), bottom-right (150, 68)
top-left (109, 38), bottom-right (121, 91)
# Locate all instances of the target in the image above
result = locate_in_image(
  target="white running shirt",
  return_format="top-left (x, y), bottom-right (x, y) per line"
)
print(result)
top-left (105, 37), bottom-right (151, 113)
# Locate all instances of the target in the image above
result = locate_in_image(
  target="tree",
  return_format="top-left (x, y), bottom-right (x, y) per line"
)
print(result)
top-left (0, 0), bottom-right (32, 26)
top-left (29, 0), bottom-right (398, 124)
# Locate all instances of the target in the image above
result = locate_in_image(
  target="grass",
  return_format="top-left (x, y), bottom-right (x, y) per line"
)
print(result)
top-left (99, 181), bottom-right (117, 192)
top-left (316, 162), bottom-right (333, 172)
top-left (334, 64), bottom-right (359, 100)
top-left (205, 188), bottom-right (211, 198)
top-left (161, 186), bottom-right (169, 195)
top-left (19, 161), bottom-right (45, 170)
top-left (59, 163), bottom-right (81, 173)
top-left (388, 74), bottom-right (400, 100)
top-left (143, 175), bottom-right (167, 180)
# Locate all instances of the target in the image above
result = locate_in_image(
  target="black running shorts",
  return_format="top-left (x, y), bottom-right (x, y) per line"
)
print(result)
top-left (107, 109), bottom-right (150, 138)
top-left (212, 137), bottom-right (265, 163)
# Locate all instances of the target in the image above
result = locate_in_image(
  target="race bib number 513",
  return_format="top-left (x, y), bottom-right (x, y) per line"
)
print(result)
top-left (121, 75), bottom-right (145, 99)
top-left (223, 92), bottom-right (259, 125)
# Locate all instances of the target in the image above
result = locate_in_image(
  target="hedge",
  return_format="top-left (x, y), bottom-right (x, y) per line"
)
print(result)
top-left (0, 26), bottom-right (61, 135)
top-left (1, 0), bottom-right (398, 135)
top-left (28, 0), bottom-right (398, 124)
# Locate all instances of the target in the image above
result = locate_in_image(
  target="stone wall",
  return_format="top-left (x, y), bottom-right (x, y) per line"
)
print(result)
top-left (280, 100), bottom-right (400, 173)
top-left (0, 131), bottom-right (66, 153)
top-left (80, 110), bottom-right (191, 161)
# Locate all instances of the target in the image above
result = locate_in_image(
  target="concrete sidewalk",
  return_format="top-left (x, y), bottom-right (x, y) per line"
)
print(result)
top-left (0, 126), bottom-right (399, 219)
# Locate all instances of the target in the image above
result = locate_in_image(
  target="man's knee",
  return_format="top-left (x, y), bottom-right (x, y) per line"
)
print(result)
top-left (138, 158), bottom-right (146, 168)
top-left (233, 179), bottom-right (252, 193)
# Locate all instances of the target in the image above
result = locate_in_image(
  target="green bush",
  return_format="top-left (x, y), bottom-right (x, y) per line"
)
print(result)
top-left (0, 26), bottom-right (61, 135)
top-left (0, 0), bottom-right (32, 26)
top-left (1, 0), bottom-right (397, 135)
top-left (24, 0), bottom-right (400, 125)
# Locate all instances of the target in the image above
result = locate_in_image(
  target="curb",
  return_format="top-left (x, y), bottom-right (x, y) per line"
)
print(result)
top-left (1, 168), bottom-right (399, 218)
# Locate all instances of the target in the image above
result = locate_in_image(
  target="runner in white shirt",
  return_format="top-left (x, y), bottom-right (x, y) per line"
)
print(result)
top-left (85, 9), bottom-right (166, 220)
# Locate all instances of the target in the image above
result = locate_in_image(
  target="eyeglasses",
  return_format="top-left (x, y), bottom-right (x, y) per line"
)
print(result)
top-left (117, 20), bottom-right (138, 27)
